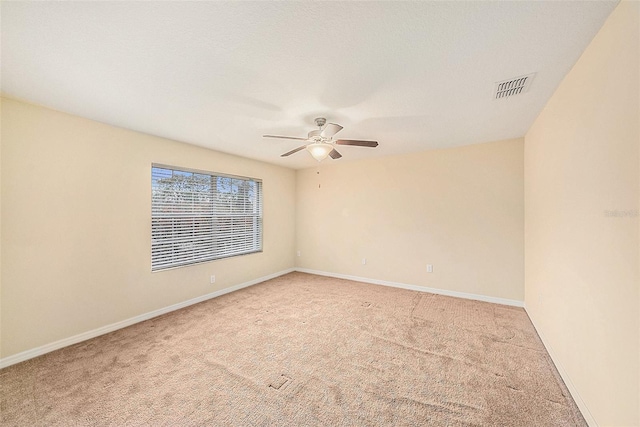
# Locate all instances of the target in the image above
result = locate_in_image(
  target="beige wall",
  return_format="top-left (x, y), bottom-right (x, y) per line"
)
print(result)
top-left (0, 97), bottom-right (296, 358)
top-left (296, 138), bottom-right (524, 302)
top-left (524, 2), bottom-right (639, 426)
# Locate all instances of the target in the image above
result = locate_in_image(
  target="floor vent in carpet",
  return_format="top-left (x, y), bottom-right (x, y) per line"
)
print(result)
top-left (269, 374), bottom-right (292, 391)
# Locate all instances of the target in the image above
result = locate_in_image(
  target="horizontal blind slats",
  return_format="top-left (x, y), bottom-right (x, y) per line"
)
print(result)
top-left (151, 166), bottom-right (263, 271)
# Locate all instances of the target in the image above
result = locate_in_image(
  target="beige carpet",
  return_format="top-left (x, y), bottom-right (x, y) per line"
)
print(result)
top-left (1, 272), bottom-right (585, 426)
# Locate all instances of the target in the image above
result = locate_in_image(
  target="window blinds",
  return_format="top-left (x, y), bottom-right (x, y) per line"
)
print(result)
top-left (151, 165), bottom-right (263, 271)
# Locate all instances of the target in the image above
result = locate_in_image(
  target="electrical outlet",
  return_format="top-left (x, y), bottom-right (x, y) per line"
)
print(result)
top-left (427, 264), bottom-right (433, 273)
top-left (362, 258), bottom-right (367, 265)
top-left (297, 251), bottom-right (301, 257)
top-left (210, 275), bottom-right (216, 284)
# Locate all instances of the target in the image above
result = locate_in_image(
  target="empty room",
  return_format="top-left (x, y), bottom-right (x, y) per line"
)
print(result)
top-left (0, 1), bottom-right (638, 426)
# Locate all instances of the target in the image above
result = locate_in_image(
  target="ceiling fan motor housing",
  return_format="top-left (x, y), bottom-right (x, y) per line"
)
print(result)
top-left (314, 117), bottom-right (326, 127)
top-left (308, 129), bottom-right (323, 140)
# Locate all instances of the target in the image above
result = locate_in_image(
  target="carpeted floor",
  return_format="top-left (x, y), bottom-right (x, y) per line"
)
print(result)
top-left (1, 272), bottom-right (585, 426)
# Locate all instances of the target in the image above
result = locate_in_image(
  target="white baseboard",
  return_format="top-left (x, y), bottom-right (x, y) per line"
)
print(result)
top-left (0, 267), bottom-right (523, 369)
top-left (0, 267), bottom-right (593, 426)
top-left (524, 306), bottom-right (598, 427)
top-left (0, 268), bottom-right (295, 370)
top-left (295, 268), bottom-right (524, 307)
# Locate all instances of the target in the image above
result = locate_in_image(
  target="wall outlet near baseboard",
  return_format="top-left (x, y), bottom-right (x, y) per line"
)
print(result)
top-left (210, 275), bottom-right (216, 284)
top-left (362, 258), bottom-right (367, 265)
top-left (297, 251), bottom-right (301, 257)
top-left (427, 264), bottom-right (433, 273)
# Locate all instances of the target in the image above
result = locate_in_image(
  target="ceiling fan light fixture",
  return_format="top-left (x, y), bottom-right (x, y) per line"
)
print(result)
top-left (265, 117), bottom-right (379, 160)
top-left (307, 143), bottom-right (333, 161)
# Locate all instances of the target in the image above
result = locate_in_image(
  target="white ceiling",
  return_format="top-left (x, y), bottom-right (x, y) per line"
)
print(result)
top-left (1, 1), bottom-right (617, 169)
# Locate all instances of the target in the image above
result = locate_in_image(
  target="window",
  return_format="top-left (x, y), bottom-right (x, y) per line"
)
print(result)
top-left (151, 165), bottom-right (263, 271)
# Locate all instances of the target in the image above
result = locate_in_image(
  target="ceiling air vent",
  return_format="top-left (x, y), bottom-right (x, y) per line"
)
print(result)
top-left (494, 73), bottom-right (536, 99)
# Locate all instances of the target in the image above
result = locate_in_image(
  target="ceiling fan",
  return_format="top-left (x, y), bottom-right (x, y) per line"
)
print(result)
top-left (263, 117), bottom-right (379, 161)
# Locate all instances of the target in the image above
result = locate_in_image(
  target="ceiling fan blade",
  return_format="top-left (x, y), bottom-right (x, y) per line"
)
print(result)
top-left (280, 145), bottom-right (308, 157)
top-left (335, 139), bottom-right (379, 148)
top-left (321, 123), bottom-right (343, 138)
top-left (263, 134), bottom-right (308, 141)
top-left (328, 149), bottom-right (342, 159)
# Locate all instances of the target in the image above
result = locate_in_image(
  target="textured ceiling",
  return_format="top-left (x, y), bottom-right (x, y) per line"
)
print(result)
top-left (1, 1), bottom-right (617, 169)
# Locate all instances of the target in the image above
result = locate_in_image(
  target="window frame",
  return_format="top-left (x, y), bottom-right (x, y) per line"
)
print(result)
top-left (151, 163), bottom-right (263, 272)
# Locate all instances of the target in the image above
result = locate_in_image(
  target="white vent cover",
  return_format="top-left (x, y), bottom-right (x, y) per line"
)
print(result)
top-left (494, 73), bottom-right (536, 99)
